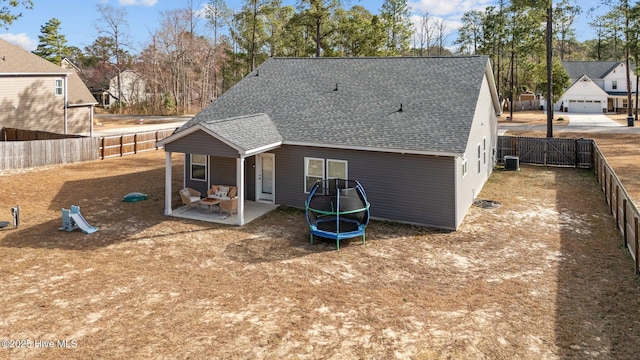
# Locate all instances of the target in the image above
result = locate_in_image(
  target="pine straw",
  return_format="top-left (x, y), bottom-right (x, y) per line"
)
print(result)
top-left (1, 151), bottom-right (640, 359)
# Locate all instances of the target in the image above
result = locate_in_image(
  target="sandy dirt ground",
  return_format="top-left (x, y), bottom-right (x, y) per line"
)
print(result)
top-left (1, 113), bottom-right (640, 359)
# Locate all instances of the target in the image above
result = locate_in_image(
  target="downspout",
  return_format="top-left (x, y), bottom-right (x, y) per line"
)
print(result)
top-left (90, 105), bottom-right (94, 137)
top-left (63, 74), bottom-right (68, 134)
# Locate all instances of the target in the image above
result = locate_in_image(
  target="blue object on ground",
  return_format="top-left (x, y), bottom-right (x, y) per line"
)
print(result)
top-left (60, 205), bottom-right (98, 234)
top-left (122, 192), bottom-right (149, 202)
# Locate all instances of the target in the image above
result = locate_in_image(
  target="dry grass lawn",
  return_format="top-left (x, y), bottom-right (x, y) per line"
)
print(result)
top-left (1, 145), bottom-right (640, 358)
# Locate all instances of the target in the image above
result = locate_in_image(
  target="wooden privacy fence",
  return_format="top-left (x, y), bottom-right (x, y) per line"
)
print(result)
top-left (593, 142), bottom-right (640, 274)
top-left (1, 127), bottom-right (84, 141)
top-left (0, 137), bottom-right (99, 171)
top-left (99, 128), bottom-right (176, 159)
top-left (497, 136), bottom-right (593, 168)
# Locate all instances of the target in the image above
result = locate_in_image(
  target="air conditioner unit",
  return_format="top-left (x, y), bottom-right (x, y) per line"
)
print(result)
top-left (504, 155), bottom-right (520, 171)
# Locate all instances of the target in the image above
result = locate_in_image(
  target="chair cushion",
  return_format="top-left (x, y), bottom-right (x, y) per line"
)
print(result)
top-left (189, 196), bottom-right (200, 202)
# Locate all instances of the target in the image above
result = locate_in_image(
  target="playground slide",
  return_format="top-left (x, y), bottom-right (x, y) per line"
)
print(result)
top-left (70, 212), bottom-right (98, 234)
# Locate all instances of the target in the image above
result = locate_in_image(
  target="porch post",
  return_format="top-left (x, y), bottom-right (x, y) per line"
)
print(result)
top-left (164, 151), bottom-right (172, 215)
top-left (237, 156), bottom-right (245, 225)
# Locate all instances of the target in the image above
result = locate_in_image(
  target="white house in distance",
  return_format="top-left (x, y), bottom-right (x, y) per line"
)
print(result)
top-left (103, 70), bottom-right (146, 107)
top-left (555, 61), bottom-right (637, 113)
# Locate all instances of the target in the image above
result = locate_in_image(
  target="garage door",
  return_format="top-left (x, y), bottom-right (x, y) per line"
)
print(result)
top-left (568, 100), bottom-right (602, 113)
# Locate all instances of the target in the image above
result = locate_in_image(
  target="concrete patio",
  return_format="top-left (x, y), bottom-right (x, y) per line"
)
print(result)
top-left (170, 200), bottom-right (279, 225)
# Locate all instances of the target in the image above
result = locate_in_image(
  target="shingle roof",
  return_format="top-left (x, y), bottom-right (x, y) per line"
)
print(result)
top-left (200, 113), bottom-right (282, 152)
top-left (179, 56), bottom-right (493, 154)
top-left (562, 61), bottom-right (621, 81)
top-left (0, 38), bottom-right (96, 106)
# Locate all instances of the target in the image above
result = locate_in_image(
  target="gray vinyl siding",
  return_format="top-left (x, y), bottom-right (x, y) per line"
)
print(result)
top-left (165, 130), bottom-right (238, 158)
top-left (245, 156), bottom-right (256, 201)
top-left (184, 155), bottom-right (208, 195)
top-left (272, 145), bottom-right (457, 229)
top-left (210, 157), bottom-right (237, 186)
top-left (184, 154), bottom-right (257, 201)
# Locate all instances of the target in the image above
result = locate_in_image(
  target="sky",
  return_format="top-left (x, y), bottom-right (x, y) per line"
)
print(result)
top-left (0, 0), bottom-right (605, 53)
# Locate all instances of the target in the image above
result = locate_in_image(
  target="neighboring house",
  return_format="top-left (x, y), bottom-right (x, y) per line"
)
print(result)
top-left (555, 61), bottom-right (637, 113)
top-left (0, 38), bottom-right (97, 135)
top-left (157, 56), bottom-right (501, 229)
top-left (106, 70), bottom-right (146, 107)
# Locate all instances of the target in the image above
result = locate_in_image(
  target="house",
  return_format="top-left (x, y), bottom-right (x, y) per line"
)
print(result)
top-left (556, 61), bottom-right (637, 113)
top-left (157, 56), bottom-right (501, 229)
top-left (0, 38), bottom-right (97, 135)
top-left (106, 70), bottom-right (147, 107)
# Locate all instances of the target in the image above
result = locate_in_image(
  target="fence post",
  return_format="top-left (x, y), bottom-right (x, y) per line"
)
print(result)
top-left (624, 199), bottom-right (628, 248)
top-left (610, 174), bottom-right (614, 214)
top-left (616, 185), bottom-right (620, 227)
top-left (134, 133), bottom-right (138, 154)
top-left (120, 135), bottom-right (124, 157)
top-left (633, 216), bottom-right (640, 275)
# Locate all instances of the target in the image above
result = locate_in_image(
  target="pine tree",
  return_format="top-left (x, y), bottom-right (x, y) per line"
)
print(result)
top-left (32, 18), bottom-right (69, 65)
top-left (380, 0), bottom-right (413, 55)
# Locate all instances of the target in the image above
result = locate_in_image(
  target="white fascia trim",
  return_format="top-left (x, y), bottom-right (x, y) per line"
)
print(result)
top-left (283, 141), bottom-right (461, 158)
top-left (67, 102), bottom-right (98, 107)
top-left (244, 142), bottom-right (282, 157)
top-left (0, 72), bottom-right (69, 77)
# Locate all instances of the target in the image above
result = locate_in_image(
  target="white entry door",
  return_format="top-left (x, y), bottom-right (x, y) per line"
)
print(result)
top-left (256, 153), bottom-right (274, 202)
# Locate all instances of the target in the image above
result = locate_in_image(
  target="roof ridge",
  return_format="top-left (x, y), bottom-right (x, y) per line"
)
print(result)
top-left (203, 113), bottom-right (270, 124)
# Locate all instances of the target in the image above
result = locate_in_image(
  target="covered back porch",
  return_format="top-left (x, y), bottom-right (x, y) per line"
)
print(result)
top-left (157, 114), bottom-right (283, 226)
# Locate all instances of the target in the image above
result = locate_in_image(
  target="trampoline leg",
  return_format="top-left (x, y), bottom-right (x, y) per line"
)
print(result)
top-left (362, 233), bottom-right (366, 245)
top-left (310, 232), bottom-right (314, 244)
top-left (336, 239), bottom-right (339, 251)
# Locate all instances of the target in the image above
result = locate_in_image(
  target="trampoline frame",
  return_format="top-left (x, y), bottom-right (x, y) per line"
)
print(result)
top-left (305, 179), bottom-right (370, 250)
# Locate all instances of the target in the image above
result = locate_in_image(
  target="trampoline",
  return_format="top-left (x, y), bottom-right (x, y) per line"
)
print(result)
top-left (305, 179), bottom-right (370, 250)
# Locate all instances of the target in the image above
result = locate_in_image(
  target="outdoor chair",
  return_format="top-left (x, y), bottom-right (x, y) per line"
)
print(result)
top-left (179, 187), bottom-right (201, 209)
top-left (218, 197), bottom-right (238, 216)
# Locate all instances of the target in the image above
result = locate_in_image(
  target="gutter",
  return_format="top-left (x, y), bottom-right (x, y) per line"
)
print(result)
top-left (0, 72), bottom-right (68, 76)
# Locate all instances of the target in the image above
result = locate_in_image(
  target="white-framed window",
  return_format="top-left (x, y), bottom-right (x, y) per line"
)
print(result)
top-left (612, 80), bottom-right (618, 90)
top-left (623, 98), bottom-right (628, 108)
top-left (304, 157), bottom-right (348, 193)
top-left (461, 157), bottom-right (468, 178)
top-left (483, 137), bottom-right (487, 165)
top-left (55, 79), bottom-right (63, 96)
top-left (190, 154), bottom-right (207, 181)
top-left (305, 157), bottom-right (325, 193)
top-left (477, 143), bottom-right (482, 174)
top-left (327, 159), bottom-right (347, 180)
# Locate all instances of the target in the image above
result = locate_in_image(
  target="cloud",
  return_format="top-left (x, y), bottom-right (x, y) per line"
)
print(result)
top-left (0, 33), bottom-right (37, 51)
top-left (409, 0), bottom-right (494, 17)
top-left (194, 3), bottom-right (210, 19)
top-left (119, 0), bottom-right (158, 6)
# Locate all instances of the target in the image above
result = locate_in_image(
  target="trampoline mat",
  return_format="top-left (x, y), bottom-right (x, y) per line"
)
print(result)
top-left (315, 219), bottom-right (360, 233)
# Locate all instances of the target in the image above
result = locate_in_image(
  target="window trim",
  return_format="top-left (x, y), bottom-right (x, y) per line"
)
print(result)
top-left (477, 143), bottom-right (482, 174)
top-left (190, 154), bottom-right (208, 182)
top-left (461, 157), bottom-right (468, 178)
top-left (55, 79), bottom-right (63, 96)
top-left (327, 159), bottom-right (348, 180)
top-left (483, 137), bottom-right (487, 165)
top-left (304, 157), bottom-right (349, 194)
top-left (304, 157), bottom-right (325, 193)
